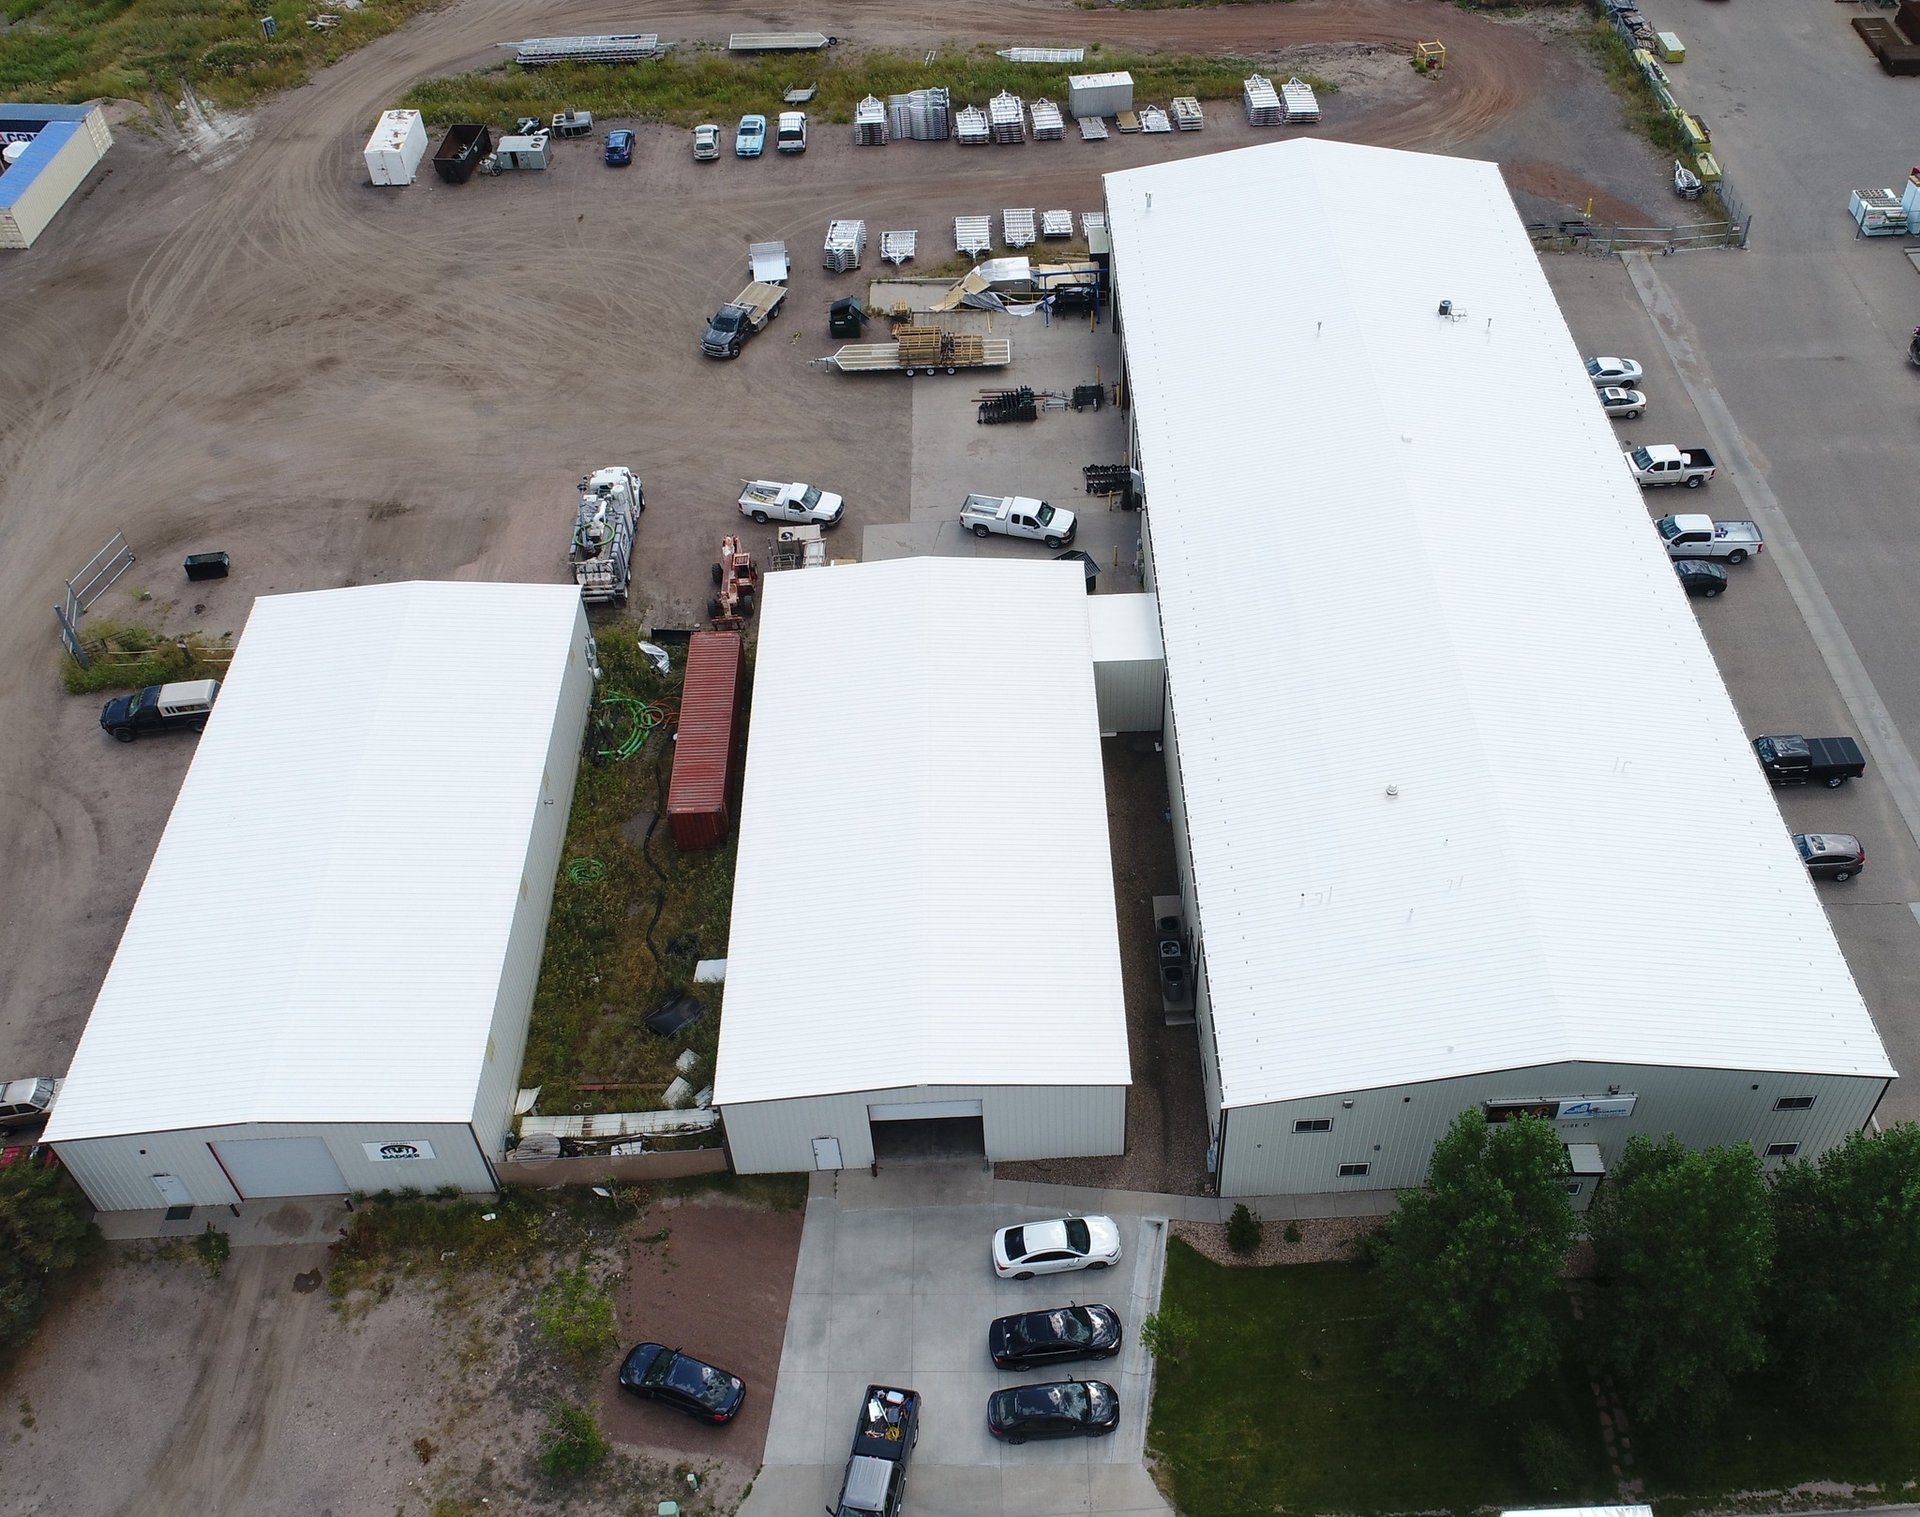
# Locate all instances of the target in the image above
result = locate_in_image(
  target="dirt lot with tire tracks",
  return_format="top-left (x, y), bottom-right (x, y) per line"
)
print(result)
top-left (0, 1), bottom-right (1662, 1512)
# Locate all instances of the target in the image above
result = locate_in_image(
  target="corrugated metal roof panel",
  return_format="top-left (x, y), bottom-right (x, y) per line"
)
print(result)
top-left (1087, 592), bottom-right (1162, 665)
top-left (42, 581), bottom-right (588, 1142)
top-left (713, 560), bottom-right (1130, 1106)
top-left (1104, 139), bottom-right (1893, 1107)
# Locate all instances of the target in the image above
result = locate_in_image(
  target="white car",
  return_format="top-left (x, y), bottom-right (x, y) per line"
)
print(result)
top-left (1586, 356), bottom-right (1644, 389)
top-left (992, 1215), bottom-right (1122, 1280)
top-left (692, 124), bottom-right (720, 161)
top-left (0, 1076), bottom-right (60, 1132)
top-left (1598, 385), bottom-right (1646, 419)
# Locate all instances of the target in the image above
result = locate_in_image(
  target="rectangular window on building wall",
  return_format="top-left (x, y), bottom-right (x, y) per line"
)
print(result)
top-left (1293, 1118), bottom-right (1332, 1133)
top-left (1774, 1096), bottom-right (1815, 1111)
top-left (1338, 1162), bottom-right (1370, 1177)
top-left (1766, 1142), bottom-right (1800, 1158)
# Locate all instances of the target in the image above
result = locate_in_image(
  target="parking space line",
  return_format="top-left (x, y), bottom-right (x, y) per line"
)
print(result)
top-left (1623, 251), bottom-right (1920, 856)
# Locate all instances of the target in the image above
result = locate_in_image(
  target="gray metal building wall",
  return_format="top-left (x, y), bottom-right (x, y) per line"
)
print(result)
top-left (1217, 1062), bottom-right (1888, 1198)
top-left (723, 1082), bottom-right (1127, 1174)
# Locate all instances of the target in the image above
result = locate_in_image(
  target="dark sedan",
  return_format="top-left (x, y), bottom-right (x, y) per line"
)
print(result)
top-left (985, 1378), bottom-right (1119, 1444)
top-left (988, 1303), bottom-right (1122, 1371)
top-left (617, 1343), bottom-right (746, 1424)
top-left (604, 128), bottom-right (635, 166)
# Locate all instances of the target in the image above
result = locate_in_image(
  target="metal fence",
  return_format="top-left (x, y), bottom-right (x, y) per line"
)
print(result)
top-left (56, 531), bottom-right (136, 668)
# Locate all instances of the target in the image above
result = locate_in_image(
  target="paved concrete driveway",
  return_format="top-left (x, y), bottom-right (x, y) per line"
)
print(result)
top-left (743, 1165), bottom-right (1172, 1517)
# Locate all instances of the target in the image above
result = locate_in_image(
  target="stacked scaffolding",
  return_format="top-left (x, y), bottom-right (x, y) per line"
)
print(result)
top-left (988, 91), bottom-right (1026, 143)
top-left (1040, 210), bottom-right (1073, 238)
top-left (1282, 77), bottom-right (1321, 123)
top-left (1139, 105), bottom-right (1171, 133)
top-left (823, 219), bottom-right (866, 271)
top-left (1029, 99), bottom-right (1064, 139)
top-left (897, 327), bottom-right (987, 368)
top-left (852, 96), bottom-right (888, 145)
top-left (1077, 116), bottom-right (1108, 141)
top-left (1244, 73), bottom-right (1282, 125)
top-left (996, 45), bottom-right (1084, 62)
top-left (978, 387), bottom-right (1038, 425)
top-left (1082, 211), bottom-right (1106, 239)
top-left (886, 88), bottom-right (951, 140)
top-left (880, 230), bottom-right (917, 266)
top-left (1002, 208), bottom-right (1037, 248)
top-left (514, 32), bottom-right (660, 64)
top-left (956, 105), bottom-right (990, 145)
top-left (1171, 97), bottom-right (1204, 130)
top-left (955, 215), bottom-right (993, 256)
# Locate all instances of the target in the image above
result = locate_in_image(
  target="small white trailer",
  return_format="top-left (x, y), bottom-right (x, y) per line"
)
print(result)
top-left (363, 109), bottom-right (428, 185)
top-left (749, 240), bottom-right (791, 283)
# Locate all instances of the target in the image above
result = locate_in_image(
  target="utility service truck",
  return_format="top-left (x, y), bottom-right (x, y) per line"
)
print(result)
top-left (960, 493), bottom-right (1077, 547)
top-left (571, 466), bottom-right (643, 603)
top-left (702, 282), bottom-right (787, 358)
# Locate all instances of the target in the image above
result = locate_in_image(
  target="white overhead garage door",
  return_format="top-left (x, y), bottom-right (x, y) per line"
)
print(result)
top-left (211, 1136), bottom-right (349, 1199)
top-left (867, 1099), bottom-right (984, 1121)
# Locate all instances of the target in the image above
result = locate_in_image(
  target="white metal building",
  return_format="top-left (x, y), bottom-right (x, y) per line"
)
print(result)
top-left (45, 582), bottom-right (596, 1211)
top-left (714, 559), bottom-right (1131, 1172)
top-left (1104, 140), bottom-right (1895, 1198)
top-left (0, 103), bottom-right (112, 250)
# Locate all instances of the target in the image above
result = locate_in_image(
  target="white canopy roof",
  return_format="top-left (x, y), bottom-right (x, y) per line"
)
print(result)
top-left (714, 559), bottom-right (1129, 1106)
top-left (45, 581), bottom-right (587, 1141)
top-left (1105, 140), bottom-right (1892, 1108)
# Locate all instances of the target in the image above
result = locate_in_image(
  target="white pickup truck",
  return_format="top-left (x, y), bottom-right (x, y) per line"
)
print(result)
top-left (1657, 512), bottom-right (1764, 564)
top-left (960, 493), bottom-right (1077, 548)
top-left (1625, 443), bottom-right (1716, 488)
top-left (738, 479), bottom-right (844, 526)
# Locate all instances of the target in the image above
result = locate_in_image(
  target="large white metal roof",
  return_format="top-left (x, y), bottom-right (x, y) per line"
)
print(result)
top-left (1105, 140), bottom-right (1893, 1108)
top-left (44, 581), bottom-right (587, 1142)
top-left (713, 559), bottom-right (1130, 1107)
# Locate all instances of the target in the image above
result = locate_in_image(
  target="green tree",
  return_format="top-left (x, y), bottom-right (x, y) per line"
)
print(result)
top-left (1588, 1135), bottom-right (1772, 1425)
top-left (0, 1155), bottom-right (100, 1352)
top-left (1372, 1109), bottom-right (1576, 1403)
top-left (1770, 1122), bottom-right (1920, 1383)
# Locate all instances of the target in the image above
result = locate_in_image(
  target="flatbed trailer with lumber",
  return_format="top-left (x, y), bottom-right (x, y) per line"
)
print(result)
top-left (820, 334), bottom-right (1011, 375)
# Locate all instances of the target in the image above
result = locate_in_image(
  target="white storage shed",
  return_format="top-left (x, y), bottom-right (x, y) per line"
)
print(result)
top-left (1088, 592), bottom-right (1164, 733)
top-left (1104, 140), bottom-right (1895, 1198)
top-left (714, 559), bottom-right (1131, 1172)
top-left (363, 108), bottom-right (428, 185)
top-left (0, 103), bottom-right (112, 249)
top-left (44, 582), bottom-right (596, 1212)
top-left (1067, 71), bottom-right (1134, 119)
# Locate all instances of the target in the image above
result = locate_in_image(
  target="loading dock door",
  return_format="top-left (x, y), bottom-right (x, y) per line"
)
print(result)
top-left (868, 1099), bottom-right (985, 1162)
top-left (210, 1136), bottom-right (349, 1199)
top-left (867, 1100), bottom-right (983, 1121)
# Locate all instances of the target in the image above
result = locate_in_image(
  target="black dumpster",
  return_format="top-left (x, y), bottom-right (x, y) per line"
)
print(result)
top-left (183, 552), bottom-right (231, 581)
top-left (432, 123), bottom-right (493, 184)
top-left (829, 296), bottom-right (866, 338)
top-left (1054, 548), bottom-right (1098, 593)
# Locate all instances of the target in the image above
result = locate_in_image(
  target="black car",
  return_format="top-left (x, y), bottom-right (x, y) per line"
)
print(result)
top-left (988, 1303), bottom-right (1122, 1371)
top-left (1673, 559), bottom-right (1728, 598)
top-left (985, 1378), bottom-right (1119, 1444)
top-left (617, 1343), bottom-right (746, 1424)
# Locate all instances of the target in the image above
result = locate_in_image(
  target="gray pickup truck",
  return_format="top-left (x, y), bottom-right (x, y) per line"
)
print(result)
top-left (831, 1385), bottom-right (920, 1517)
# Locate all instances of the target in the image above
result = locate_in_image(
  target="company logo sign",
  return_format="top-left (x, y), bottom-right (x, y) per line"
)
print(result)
top-left (363, 1140), bottom-right (437, 1162)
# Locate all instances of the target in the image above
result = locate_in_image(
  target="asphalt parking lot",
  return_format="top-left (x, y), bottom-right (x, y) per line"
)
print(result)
top-left (746, 1166), bottom-right (1170, 1517)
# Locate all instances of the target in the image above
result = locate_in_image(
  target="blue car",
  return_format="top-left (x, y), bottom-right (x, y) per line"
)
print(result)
top-left (604, 128), bottom-right (634, 166)
top-left (735, 113), bottom-right (766, 158)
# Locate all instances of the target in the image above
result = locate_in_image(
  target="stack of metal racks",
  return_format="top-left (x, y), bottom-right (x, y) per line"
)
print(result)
top-left (1076, 116), bottom-right (1108, 141)
top-left (1139, 105), bottom-right (1171, 133)
top-left (853, 96), bottom-right (888, 145)
top-left (1002, 208), bottom-right (1037, 248)
top-left (880, 230), bottom-right (917, 265)
top-left (1040, 210), bottom-right (1073, 238)
top-left (1281, 77), bottom-right (1321, 124)
top-left (954, 215), bottom-right (993, 256)
top-left (887, 88), bottom-right (951, 140)
top-left (1171, 97), bottom-right (1204, 130)
top-left (1244, 74), bottom-right (1282, 126)
top-left (514, 32), bottom-right (660, 65)
top-left (1028, 99), bottom-right (1064, 140)
top-left (823, 220), bottom-right (867, 272)
top-left (988, 92), bottom-right (1026, 143)
top-left (956, 105), bottom-right (990, 146)
top-left (1082, 211), bottom-right (1107, 239)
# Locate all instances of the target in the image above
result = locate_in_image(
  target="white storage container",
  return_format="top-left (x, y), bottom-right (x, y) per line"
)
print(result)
top-left (1067, 71), bottom-right (1134, 119)
top-left (363, 109), bottom-right (428, 186)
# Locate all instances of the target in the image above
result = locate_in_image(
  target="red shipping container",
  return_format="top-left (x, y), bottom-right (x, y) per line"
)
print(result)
top-left (667, 631), bottom-right (746, 849)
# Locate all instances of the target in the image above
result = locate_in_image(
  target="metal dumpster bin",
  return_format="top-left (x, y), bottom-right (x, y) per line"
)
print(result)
top-left (183, 552), bottom-right (231, 581)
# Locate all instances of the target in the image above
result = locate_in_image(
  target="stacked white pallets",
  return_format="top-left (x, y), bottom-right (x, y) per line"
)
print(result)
top-left (1077, 116), bottom-right (1108, 141)
top-left (1139, 105), bottom-right (1171, 133)
top-left (955, 215), bottom-right (993, 256)
top-left (853, 96), bottom-right (888, 146)
top-left (989, 91), bottom-right (1026, 143)
top-left (1082, 211), bottom-right (1106, 239)
top-left (1244, 73), bottom-right (1282, 126)
top-left (823, 219), bottom-right (867, 272)
top-left (880, 230), bottom-right (917, 266)
top-left (1282, 76), bottom-right (1320, 123)
top-left (956, 105), bottom-right (990, 145)
top-left (1171, 96), bottom-right (1204, 130)
top-left (1002, 208), bottom-right (1037, 248)
top-left (887, 88), bottom-right (951, 141)
top-left (1040, 210), bottom-right (1072, 238)
top-left (1029, 98), bottom-right (1064, 139)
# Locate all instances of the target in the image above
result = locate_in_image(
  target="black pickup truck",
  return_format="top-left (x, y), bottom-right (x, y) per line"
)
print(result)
top-left (1753, 734), bottom-right (1867, 789)
top-left (99, 679), bottom-right (220, 743)
top-left (830, 1385), bottom-right (920, 1517)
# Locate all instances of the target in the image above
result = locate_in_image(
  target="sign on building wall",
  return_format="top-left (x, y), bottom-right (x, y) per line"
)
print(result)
top-left (363, 1139), bottom-right (438, 1162)
top-left (1487, 1095), bottom-right (1638, 1123)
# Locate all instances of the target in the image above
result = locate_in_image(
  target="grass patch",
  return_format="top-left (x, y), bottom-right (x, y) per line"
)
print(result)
top-left (0, 0), bottom-right (444, 109)
top-left (534, 1262), bottom-right (619, 1374)
top-left (1584, 18), bottom-right (1689, 157)
top-left (1147, 1241), bottom-right (1612, 1515)
top-left (402, 44), bottom-right (1333, 131)
top-left (520, 628), bottom-right (738, 1110)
